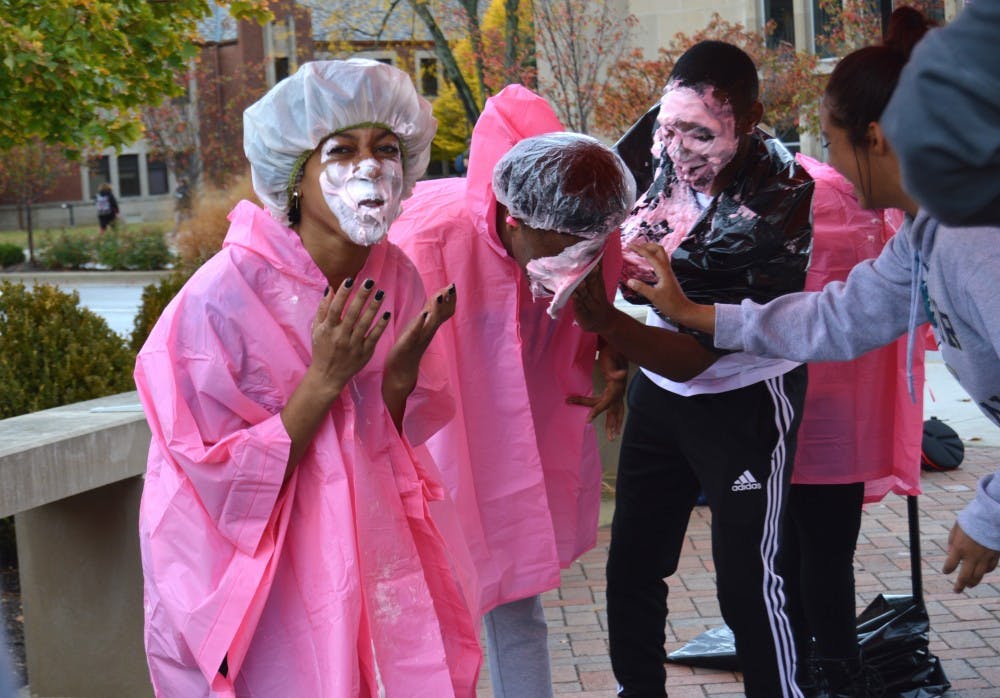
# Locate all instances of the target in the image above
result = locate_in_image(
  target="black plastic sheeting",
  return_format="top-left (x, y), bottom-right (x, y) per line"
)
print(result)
top-left (666, 596), bottom-right (950, 697)
top-left (613, 104), bottom-right (814, 311)
top-left (667, 497), bottom-right (950, 697)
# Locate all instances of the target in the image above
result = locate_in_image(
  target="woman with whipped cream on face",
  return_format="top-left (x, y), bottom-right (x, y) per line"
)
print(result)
top-left (134, 59), bottom-right (481, 697)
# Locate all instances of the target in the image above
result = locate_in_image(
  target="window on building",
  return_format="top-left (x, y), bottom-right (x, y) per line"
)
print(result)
top-left (812, 0), bottom-right (839, 58)
top-left (812, 0), bottom-right (944, 57)
top-left (147, 158), bottom-right (169, 196)
top-left (776, 125), bottom-right (801, 155)
top-left (419, 58), bottom-right (439, 97)
top-left (274, 56), bottom-right (290, 82)
top-left (87, 156), bottom-right (110, 199)
top-left (764, 0), bottom-right (796, 48)
top-left (118, 154), bottom-right (141, 197)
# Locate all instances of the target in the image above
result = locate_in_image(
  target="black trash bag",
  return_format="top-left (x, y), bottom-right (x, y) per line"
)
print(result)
top-left (611, 103), bottom-right (814, 322)
top-left (920, 417), bottom-right (965, 471)
top-left (613, 105), bottom-right (660, 196)
top-left (856, 594), bottom-right (950, 697)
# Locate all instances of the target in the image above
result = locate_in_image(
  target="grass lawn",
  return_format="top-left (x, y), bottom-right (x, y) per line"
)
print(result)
top-left (0, 225), bottom-right (101, 250)
top-left (0, 220), bottom-right (169, 250)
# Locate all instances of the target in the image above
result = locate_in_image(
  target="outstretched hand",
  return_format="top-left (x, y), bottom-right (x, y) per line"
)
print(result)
top-left (567, 348), bottom-right (628, 441)
top-left (624, 242), bottom-right (715, 334)
top-left (383, 284), bottom-right (457, 426)
top-left (943, 521), bottom-right (1000, 592)
top-left (624, 242), bottom-right (688, 321)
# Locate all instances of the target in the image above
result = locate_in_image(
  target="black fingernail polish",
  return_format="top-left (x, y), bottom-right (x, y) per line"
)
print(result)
top-left (374, 290), bottom-right (384, 301)
top-left (323, 286), bottom-right (330, 297)
top-left (382, 311), bottom-right (391, 320)
top-left (448, 284), bottom-right (456, 295)
top-left (436, 295), bottom-right (443, 304)
top-left (344, 277), bottom-right (354, 288)
top-left (363, 278), bottom-right (374, 290)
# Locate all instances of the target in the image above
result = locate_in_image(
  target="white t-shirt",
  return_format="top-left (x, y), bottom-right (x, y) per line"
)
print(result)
top-left (641, 191), bottom-right (801, 396)
top-left (641, 308), bottom-right (801, 396)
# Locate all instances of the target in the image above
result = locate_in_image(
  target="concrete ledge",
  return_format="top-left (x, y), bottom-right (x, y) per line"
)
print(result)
top-left (2, 391), bottom-right (153, 697)
top-left (1, 271), bottom-right (173, 287)
top-left (0, 392), bottom-right (149, 519)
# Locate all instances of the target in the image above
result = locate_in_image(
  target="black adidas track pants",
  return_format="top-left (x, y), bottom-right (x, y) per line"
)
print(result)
top-left (607, 366), bottom-right (808, 698)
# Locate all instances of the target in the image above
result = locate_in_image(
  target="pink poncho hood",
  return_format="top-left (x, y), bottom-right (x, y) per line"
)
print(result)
top-left (390, 85), bottom-right (621, 612)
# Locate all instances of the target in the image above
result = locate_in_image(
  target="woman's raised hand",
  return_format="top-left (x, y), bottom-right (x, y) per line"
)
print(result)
top-left (382, 284), bottom-right (457, 430)
top-left (309, 277), bottom-right (391, 401)
top-left (281, 277), bottom-right (391, 476)
top-left (384, 284), bottom-right (457, 396)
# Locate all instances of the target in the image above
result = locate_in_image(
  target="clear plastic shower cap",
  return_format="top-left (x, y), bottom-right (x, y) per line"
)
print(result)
top-left (243, 58), bottom-right (436, 224)
top-left (492, 132), bottom-right (637, 239)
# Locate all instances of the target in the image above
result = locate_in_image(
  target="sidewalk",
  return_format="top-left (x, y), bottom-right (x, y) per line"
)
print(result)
top-left (477, 354), bottom-right (1000, 696)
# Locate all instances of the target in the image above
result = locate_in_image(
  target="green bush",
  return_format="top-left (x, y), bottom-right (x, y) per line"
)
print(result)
top-left (95, 226), bottom-right (174, 270)
top-left (0, 281), bottom-right (135, 419)
top-left (125, 226), bottom-right (173, 270)
top-left (130, 270), bottom-right (191, 352)
top-left (94, 227), bottom-right (127, 269)
top-left (40, 232), bottom-right (93, 269)
top-left (0, 242), bottom-right (25, 268)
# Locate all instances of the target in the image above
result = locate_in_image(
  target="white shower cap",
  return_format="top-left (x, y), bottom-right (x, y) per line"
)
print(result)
top-left (244, 58), bottom-right (436, 224)
top-left (492, 132), bottom-right (636, 239)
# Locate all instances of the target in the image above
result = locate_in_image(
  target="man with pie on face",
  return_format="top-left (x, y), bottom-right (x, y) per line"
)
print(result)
top-left (571, 41), bottom-right (814, 697)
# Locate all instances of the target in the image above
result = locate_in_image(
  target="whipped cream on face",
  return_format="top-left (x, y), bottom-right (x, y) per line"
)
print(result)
top-left (320, 157), bottom-right (404, 246)
top-left (656, 84), bottom-right (739, 194)
top-left (525, 236), bottom-right (607, 318)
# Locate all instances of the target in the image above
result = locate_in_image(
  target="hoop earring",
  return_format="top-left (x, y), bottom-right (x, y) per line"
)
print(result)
top-left (288, 189), bottom-right (302, 225)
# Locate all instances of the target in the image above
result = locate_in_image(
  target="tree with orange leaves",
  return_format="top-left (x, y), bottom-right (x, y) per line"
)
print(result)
top-left (0, 141), bottom-right (71, 264)
top-left (142, 56), bottom-right (269, 192)
top-left (533, 0), bottom-right (638, 134)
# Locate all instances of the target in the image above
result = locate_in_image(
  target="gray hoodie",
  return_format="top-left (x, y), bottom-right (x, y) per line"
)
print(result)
top-left (715, 212), bottom-right (1000, 550)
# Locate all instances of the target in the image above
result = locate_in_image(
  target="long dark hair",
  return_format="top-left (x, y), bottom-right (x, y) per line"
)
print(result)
top-left (824, 6), bottom-right (935, 146)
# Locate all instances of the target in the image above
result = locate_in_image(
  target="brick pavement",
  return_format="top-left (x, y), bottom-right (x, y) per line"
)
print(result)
top-left (476, 445), bottom-right (1000, 696)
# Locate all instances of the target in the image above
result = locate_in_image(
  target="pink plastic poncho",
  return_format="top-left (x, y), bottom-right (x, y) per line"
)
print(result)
top-left (389, 84), bottom-right (622, 613)
top-left (135, 201), bottom-right (480, 697)
top-left (794, 154), bottom-right (925, 502)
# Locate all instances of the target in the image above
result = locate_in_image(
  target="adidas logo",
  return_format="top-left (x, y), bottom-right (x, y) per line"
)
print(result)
top-left (731, 470), bottom-right (762, 492)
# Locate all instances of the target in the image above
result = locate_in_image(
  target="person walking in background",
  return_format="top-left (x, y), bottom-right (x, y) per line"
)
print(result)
top-left (571, 41), bottom-right (814, 698)
top-left (134, 59), bottom-right (480, 697)
top-left (390, 85), bottom-right (634, 698)
top-left (95, 182), bottom-right (119, 233)
top-left (173, 177), bottom-right (192, 234)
